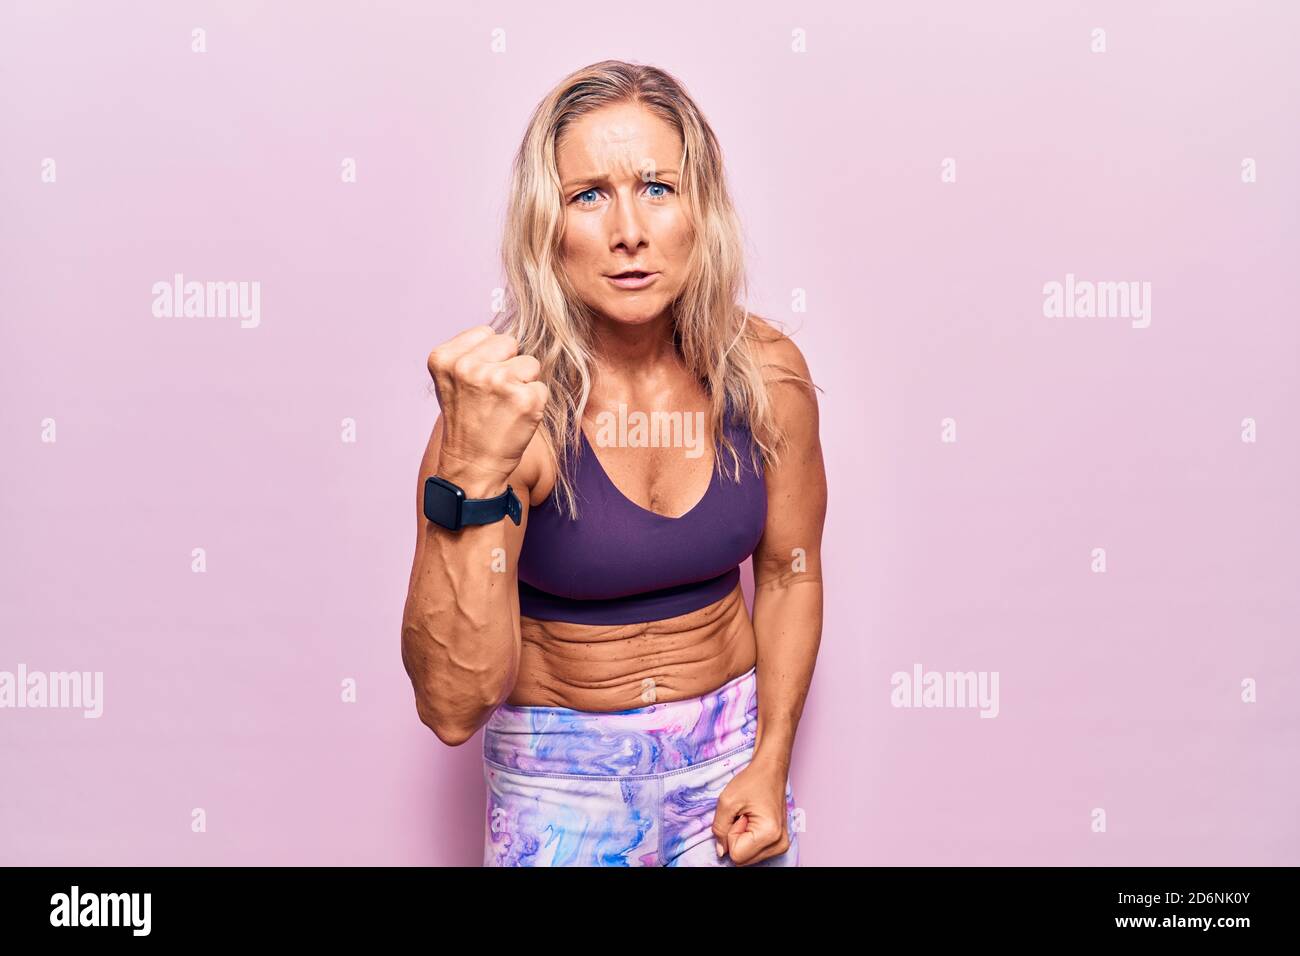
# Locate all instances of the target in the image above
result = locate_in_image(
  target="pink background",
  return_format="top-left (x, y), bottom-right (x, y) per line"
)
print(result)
top-left (2, 0), bottom-right (1297, 866)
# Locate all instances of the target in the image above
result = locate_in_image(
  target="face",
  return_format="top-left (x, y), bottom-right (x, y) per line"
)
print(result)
top-left (555, 102), bottom-right (694, 326)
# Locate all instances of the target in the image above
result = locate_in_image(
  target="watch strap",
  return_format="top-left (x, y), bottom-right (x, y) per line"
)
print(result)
top-left (462, 484), bottom-right (522, 527)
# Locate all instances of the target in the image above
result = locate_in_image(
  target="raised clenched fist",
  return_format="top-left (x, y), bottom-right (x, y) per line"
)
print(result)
top-left (427, 324), bottom-right (548, 494)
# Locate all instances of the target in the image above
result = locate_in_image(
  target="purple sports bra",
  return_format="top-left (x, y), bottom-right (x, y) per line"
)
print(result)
top-left (516, 415), bottom-right (767, 625)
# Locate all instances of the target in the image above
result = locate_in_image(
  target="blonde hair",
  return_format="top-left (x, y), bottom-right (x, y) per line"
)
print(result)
top-left (492, 59), bottom-right (814, 520)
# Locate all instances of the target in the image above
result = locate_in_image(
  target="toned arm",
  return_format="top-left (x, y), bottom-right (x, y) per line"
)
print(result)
top-left (748, 328), bottom-right (826, 773)
top-left (400, 413), bottom-right (537, 746)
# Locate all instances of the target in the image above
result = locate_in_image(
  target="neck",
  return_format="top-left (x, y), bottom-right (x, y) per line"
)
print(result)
top-left (588, 309), bottom-right (679, 379)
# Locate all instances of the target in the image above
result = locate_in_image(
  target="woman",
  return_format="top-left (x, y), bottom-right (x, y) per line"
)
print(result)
top-left (402, 60), bottom-right (826, 867)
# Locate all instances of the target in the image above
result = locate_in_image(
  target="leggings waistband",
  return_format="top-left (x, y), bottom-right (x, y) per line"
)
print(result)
top-left (483, 666), bottom-right (759, 777)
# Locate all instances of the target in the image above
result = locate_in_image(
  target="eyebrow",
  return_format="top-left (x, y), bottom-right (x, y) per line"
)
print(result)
top-left (561, 168), bottom-right (680, 189)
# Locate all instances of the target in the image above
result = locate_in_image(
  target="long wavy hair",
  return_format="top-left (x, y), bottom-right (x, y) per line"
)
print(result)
top-left (492, 59), bottom-right (815, 520)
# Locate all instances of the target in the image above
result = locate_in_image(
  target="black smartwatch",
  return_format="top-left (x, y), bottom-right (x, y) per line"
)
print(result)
top-left (423, 475), bottom-right (522, 531)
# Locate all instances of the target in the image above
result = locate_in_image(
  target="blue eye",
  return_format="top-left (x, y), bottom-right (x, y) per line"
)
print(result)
top-left (570, 182), bottom-right (675, 206)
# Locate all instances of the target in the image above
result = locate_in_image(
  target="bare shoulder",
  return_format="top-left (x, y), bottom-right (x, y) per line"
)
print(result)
top-left (747, 313), bottom-right (813, 383)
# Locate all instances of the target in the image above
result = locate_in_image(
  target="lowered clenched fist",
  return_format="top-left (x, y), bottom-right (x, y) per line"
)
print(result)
top-left (427, 324), bottom-right (548, 493)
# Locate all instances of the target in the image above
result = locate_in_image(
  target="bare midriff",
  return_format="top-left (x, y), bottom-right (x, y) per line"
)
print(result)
top-left (509, 582), bottom-right (757, 710)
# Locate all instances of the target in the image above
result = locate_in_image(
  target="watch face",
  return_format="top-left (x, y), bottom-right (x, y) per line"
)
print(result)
top-left (423, 476), bottom-right (464, 529)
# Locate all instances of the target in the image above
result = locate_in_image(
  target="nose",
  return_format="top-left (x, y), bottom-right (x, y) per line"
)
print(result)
top-left (608, 186), bottom-right (648, 252)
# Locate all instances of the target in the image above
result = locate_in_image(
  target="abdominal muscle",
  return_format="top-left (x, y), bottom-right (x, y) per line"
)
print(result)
top-left (509, 580), bottom-right (758, 710)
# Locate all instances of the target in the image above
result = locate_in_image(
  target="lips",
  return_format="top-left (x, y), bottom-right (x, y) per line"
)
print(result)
top-left (606, 271), bottom-right (659, 290)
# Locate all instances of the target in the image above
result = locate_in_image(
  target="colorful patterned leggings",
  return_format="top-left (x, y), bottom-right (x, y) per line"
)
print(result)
top-left (482, 665), bottom-right (799, 867)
